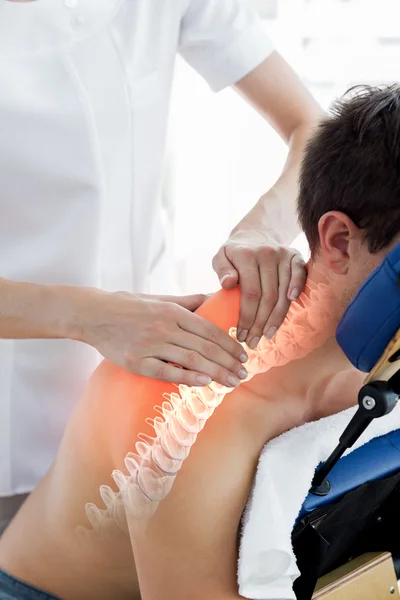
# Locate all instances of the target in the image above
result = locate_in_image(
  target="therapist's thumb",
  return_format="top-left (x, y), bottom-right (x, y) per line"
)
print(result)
top-left (212, 248), bottom-right (239, 290)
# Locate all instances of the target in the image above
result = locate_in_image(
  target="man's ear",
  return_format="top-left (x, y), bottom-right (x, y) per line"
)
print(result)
top-left (318, 211), bottom-right (362, 274)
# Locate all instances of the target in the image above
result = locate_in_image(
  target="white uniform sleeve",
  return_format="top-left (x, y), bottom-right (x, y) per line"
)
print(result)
top-left (179, 0), bottom-right (275, 92)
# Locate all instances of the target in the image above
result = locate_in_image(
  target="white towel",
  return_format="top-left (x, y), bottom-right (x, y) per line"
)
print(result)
top-left (238, 403), bottom-right (400, 600)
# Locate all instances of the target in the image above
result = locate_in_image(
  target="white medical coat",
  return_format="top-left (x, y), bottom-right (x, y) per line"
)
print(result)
top-left (0, 0), bottom-right (274, 496)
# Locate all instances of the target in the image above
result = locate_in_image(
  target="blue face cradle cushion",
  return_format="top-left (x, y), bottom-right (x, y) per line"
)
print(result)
top-left (336, 241), bottom-right (400, 372)
top-left (303, 241), bottom-right (400, 505)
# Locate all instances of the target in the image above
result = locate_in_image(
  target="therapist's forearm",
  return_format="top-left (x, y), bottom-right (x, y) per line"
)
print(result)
top-left (231, 121), bottom-right (316, 245)
top-left (0, 277), bottom-right (83, 340)
top-left (234, 52), bottom-right (324, 244)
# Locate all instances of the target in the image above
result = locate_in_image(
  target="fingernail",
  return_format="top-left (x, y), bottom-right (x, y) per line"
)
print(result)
top-left (238, 330), bottom-right (248, 343)
top-left (227, 375), bottom-right (240, 387)
top-left (240, 352), bottom-right (248, 363)
top-left (196, 375), bottom-right (212, 386)
top-left (238, 368), bottom-right (248, 380)
top-left (248, 336), bottom-right (260, 350)
top-left (289, 288), bottom-right (299, 301)
top-left (220, 274), bottom-right (233, 285)
top-left (265, 326), bottom-right (277, 340)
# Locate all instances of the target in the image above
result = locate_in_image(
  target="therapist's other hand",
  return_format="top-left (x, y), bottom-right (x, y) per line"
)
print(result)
top-left (79, 291), bottom-right (248, 387)
top-left (213, 230), bottom-right (307, 349)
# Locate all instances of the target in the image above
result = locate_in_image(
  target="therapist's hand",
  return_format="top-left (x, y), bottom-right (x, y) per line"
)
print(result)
top-left (79, 291), bottom-right (248, 387)
top-left (213, 229), bottom-right (306, 350)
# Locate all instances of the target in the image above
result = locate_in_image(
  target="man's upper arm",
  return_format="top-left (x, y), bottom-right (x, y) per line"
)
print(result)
top-left (179, 0), bottom-right (274, 92)
top-left (132, 387), bottom-right (269, 600)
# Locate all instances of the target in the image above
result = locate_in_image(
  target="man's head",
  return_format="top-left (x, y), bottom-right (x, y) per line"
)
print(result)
top-left (298, 84), bottom-right (400, 305)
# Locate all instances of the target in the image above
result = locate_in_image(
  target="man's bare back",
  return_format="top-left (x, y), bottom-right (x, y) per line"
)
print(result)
top-left (0, 284), bottom-right (363, 600)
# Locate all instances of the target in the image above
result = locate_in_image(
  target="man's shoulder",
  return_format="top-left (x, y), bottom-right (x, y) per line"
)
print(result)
top-left (310, 369), bottom-right (363, 421)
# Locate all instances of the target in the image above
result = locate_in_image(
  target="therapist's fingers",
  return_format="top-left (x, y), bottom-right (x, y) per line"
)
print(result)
top-left (261, 258), bottom-right (292, 340)
top-left (234, 252), bottom-right (263, 343)
top-left (212, 246), bottom-right (239, 289)
top-left (246, 250), bottom-right (306, 347)
top-left (139, 358), bottom-right (205, 387)
top-left (176, 308), bottom-right (247, 364)
top-left (286, 252), bottom-right (307, 303)
top-left (246, 261), bottom-right (280, 349)
top-left (147, 343), bottom-right (247, 388)
top-left (140, 358), bottom-right (219, 387)
top-left (259, 252), bottom-right (307, 342)
top-left (170, 330), bottom-right (247, 383)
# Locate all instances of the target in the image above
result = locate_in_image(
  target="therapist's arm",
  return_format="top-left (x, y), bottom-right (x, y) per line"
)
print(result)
top-left (213, 52), bottom-right (323, 348)
top-left (0, 277), bottom-right (248, 387)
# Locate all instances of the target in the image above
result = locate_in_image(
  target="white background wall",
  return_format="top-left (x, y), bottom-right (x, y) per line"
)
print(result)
top-left (166, 0), bottom-right (400, 294)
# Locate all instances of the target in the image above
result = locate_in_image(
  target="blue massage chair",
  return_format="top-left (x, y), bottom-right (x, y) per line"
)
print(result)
top-left (292, 242), bottom-right (400, 599)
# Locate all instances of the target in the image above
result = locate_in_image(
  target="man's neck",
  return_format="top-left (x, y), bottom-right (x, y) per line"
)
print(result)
top-left (241, 258), bottom-right (345, 375)
top-left (304, 258), bottom-right (344, 329)
top-left (242, 258), bottom-right (359, 418)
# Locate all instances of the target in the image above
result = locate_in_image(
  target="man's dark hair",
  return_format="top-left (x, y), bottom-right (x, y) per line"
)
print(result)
top-left (298, 84), bottom-right (400, 254)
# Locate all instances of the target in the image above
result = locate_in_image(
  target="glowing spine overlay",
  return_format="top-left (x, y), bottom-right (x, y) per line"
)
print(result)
top-left (84, 272), bottom-right (336, 538)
